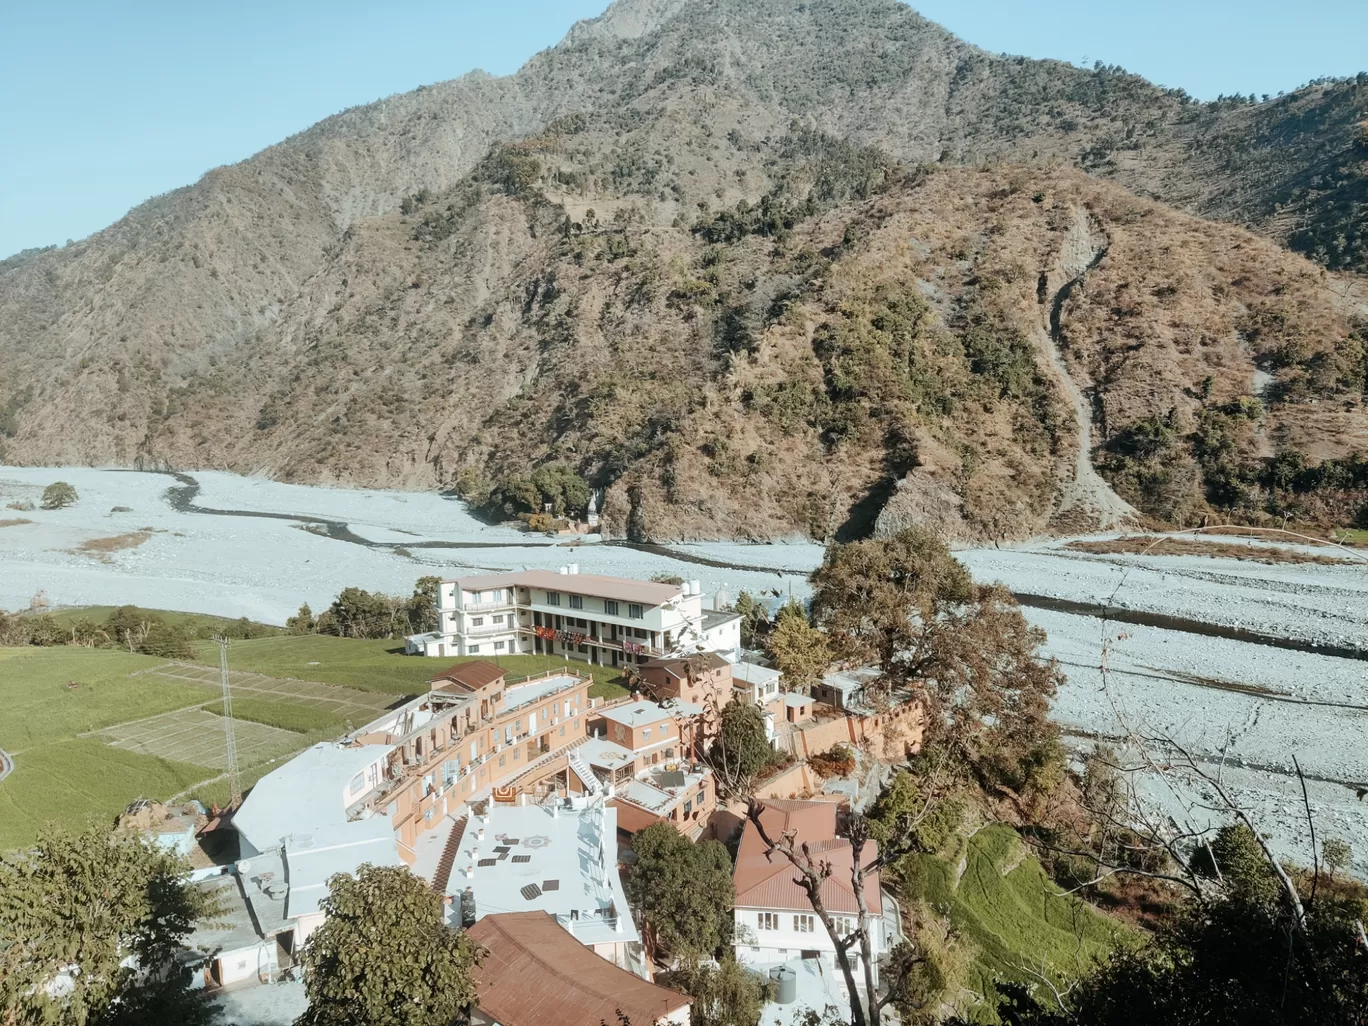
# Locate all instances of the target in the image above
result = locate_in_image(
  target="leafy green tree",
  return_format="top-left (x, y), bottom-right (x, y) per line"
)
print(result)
top-left (627, 824), bottom-right (735, 959)
top-left (0, 825), bottom-right (219, 1026)
top-left (326, 587), bottom-right (404, 639)
top-left (671, 956), bottom-right (765, 1026)
top-left (811, 528), bottom-right (1062, 794)
top-left (732, 592), bottom-right (770, 648)
top-left (296, 864), bottom-right (482, 1026)
top-left (286, 603), bottom-right (315, 635)
top-left (406, 576), bottom-right (442, 634)
top-left (139, 621), bottom-right (196, 659)
top-left (40, 481), bottom-right (78, 510)
top-left (707, 701), bottom-right (778, 797)
top-left (1321, 837), bottom-right (1352, 879)
top-left (22, 612), bottom-right (64, 646)
top-left (765, 603), bottom-right (831, 691)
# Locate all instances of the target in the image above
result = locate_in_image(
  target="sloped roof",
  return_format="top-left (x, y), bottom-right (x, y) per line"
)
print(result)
top-left (641, 652), bottom-right (731, 679)
top-left (448, 570), bottom-right (683, 606)
top-left (733, 800), bottom-right (880, 915)
top-left (468, 912), bottom-right (691, 1026)
top-left (431, 659), bottom-right (506, 690)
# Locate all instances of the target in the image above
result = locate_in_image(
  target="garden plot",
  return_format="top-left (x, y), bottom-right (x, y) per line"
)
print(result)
top-left (94, 708), bottom-right (302, 769)
top-left (136, 663), bottom-right (398, 724)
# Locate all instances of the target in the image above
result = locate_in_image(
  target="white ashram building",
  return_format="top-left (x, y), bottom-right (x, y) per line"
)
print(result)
top-left (408, 567), bottom-right (742, 668)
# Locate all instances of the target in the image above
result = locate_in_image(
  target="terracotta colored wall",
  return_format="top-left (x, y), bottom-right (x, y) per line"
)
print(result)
top-left (788, 703), bottom-right (924, 761)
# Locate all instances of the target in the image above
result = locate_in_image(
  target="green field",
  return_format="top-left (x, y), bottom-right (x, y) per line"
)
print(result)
top-left (188, 634), bottom-right (630, 700)
top-left (901, 824), bottom-right (1130, 1021)
top-left (0, 628), bottom-right (632, 848)
top-left (0, 648), bottom-right (217, 848)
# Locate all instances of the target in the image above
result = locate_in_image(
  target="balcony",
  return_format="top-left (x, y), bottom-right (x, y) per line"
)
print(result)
top-left (461, 597), bottom-right (516, 612)
top-left (465, 622), bottom-right (517, 638)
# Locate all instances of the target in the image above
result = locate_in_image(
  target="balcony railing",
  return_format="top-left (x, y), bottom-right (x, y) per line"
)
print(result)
top-left (460, 597), bottom-right (516, 612)
top-left (465, 622), bottom-right (518, 637)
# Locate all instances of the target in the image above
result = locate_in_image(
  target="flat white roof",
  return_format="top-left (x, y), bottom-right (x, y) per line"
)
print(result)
top-left (749, 960), bottom-right (848, 1026)
top-left (503, 673), bottom-right (583, 712)
top-left (731, 662), bottom-right (781, 686)
top-left (233, 742), bottom-right (396, 854)
top-left (579, 737), bottom-right (637, 770)
top-left (784, 693), bottom-right (812, 708)
top-left (451, 802), bottom-right (639, 947)
top-left (598, 700), bottom-right (702, 729)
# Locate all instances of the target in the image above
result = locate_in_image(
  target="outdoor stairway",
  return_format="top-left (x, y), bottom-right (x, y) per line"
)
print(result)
top-left (568, 750), bottom-right (601, 796)
top-left (502, 733), bottom-right (592, 792)
top-left (430, 815), bottom-right (468, 895)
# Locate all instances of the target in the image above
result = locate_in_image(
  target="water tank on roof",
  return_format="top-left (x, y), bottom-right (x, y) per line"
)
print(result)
top-left (569, 563), bottom-right (579, 574)
top-left (770, 965), bottom-right (797, 1004)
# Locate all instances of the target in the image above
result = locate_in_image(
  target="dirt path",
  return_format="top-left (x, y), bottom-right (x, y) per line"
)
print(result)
top-left (1033, 207), bottom-right (1138, 531)
top-left (0, 748), bottom-right (12, 783)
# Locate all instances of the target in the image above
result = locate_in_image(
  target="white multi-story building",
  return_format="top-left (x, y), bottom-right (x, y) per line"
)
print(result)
top-left (420, 566), bottom-right (741, 668)
top-left (733, 800), bottom-right (884, 987)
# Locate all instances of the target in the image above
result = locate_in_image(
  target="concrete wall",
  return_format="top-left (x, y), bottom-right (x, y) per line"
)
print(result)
top-left (786, 702), bottom-right (924, 762)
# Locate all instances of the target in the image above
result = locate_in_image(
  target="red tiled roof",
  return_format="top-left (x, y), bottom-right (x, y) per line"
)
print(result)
top-left (732, 800), bottom-right (880, 915)
top-left (641, 652), bottom-right (732, 680)
top-left (467, 912), bottom-right (691, 1026)
top-left (431, 660), bottom-right (506, 690)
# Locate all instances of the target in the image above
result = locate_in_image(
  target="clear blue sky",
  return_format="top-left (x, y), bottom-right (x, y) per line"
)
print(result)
top-left (3, 0), bottom-right (1365, 260)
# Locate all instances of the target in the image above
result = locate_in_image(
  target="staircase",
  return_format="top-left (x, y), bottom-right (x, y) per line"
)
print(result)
top-left (502, 734), bottom-right (592, 792)
top-left (568, 751), bottom-right (601, 796)
top-left (430, 815), bottom-right (468, 895)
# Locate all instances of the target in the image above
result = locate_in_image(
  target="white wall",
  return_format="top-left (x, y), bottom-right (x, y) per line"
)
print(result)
top-left (733, 907), bottom-right (882, 984)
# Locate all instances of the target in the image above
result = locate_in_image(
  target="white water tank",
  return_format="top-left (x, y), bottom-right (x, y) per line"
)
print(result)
top-left (569, 563), bottom-right (579, 574)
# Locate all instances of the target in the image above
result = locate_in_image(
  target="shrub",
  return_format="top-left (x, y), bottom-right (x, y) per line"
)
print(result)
top-left (40, 481), bottom-right (78, 510)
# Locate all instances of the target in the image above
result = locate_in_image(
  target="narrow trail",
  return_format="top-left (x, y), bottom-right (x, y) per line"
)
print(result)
top-left (1033, 207), bottom-right (1138, 531)
top-left (0, 749), bottom-right (12, 783)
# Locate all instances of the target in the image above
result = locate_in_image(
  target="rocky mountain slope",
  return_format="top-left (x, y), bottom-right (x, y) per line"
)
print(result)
top-left (1, 0), bottom-right (1365, 540)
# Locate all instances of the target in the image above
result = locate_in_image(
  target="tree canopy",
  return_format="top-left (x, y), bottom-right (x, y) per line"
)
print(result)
top-left (0, 825), bottom-right (219, 1026)
top-left (811, 527), bottom-right (1062, 793)
top-left (626, 823), bottom-right (735, 958)
top-left (765, 602), bottom-right (831, 691)
top-left (707, 701), bottom-right (780, 798)
top-left (295, 864), bottom-right (482, 1026)
top-left (40, 481), bottom-right (78, 510)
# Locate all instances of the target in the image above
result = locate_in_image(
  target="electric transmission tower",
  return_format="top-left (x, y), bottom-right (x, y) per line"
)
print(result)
top-left (215, 636), bottom-right (242, 806)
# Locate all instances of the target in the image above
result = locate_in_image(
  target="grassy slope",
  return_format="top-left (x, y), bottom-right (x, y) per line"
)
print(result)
top-left (189, 634), bottom-right (630, 700)
top-left (45, 605), bottom-right (284, 637)
top-left (902, 824), bottom-right (1128, 1021)
top-left (0, 648), bottom-right (212, 848)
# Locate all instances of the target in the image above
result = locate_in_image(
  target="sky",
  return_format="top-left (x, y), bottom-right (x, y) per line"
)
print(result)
top-left (2, 0), bottom-right (1365, 260)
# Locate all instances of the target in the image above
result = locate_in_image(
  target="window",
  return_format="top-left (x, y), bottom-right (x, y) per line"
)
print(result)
top-left (492, 614), bottom-right (504, 624)
top-left (546, 591), bottom-right (561, 606)
top-left (683, 799), bottom-right (693, 816)
top-left (604, 600), bottom-right (619, 616)
top-left (758, 912), bottom-right (779, 931)
top-left (499, 754), bottom-right (506, 767)
top-left (628, 603), bottom-right (644, 619)
top-left (471, 617), bottom-right (484, 627)
top-left (834, 916), bottom-right (854, 936)
top-left (569, 594), bottom-right (583, 610)
top-left (442, 760), bottom-right (459, 785)
top-left (348, 773), bottom-right (365, 794)
top-left (642, 727), bottom-right (651, 740)
top-left (494, 641), bottom-right (506, 652)
top-left (559, 726), bottom-right (565, 737)
top-left (469, 645), bottom-right (480, 654)
top-left (794, 915), bottom-right (815, 934)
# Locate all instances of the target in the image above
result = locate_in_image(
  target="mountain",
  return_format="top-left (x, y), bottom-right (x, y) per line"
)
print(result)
top-left (1, 0), bottom-right (1365, 540)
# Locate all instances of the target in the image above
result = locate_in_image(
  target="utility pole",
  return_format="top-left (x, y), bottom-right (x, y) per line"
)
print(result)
top-left (215, 636), bottom-right (241, 806)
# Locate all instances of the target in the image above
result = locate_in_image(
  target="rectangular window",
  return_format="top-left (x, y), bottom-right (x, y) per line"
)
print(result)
top-left (758, 912), bottom-right (779, 931)
top-left (492, 614), bottom-right (504, 624)
top-left (442, 760), bottom-right (458, 785)
top-left (642, 727), bottom-right (651, 740)
top-left (628, 603), bottom-right (644, 620)
top-left (546, 592), bottom-right (561, 606)
top-left (834, 916), bottom-right (854, 936)
top-left (683, 799), bottom-right (693, 816)
top-left (569, 594), bottom-right (583, 610)
top-left (604, 600), bottom-right (619, 616)
top-left (499, 754), bottom-right (506, 767)
top-left (471, 617), bottom-right (484, 627)
top-left (494, 641), bottom-right (506, 651)
top-left (469, 645), bottom-right (480, 654)
top-left (794, 915), bottom-right (815, 933)
top-left (348, 772), bottom-right (365, 794)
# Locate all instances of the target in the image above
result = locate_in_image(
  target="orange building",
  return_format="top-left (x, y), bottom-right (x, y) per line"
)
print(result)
top-left (352, 660), bottom-right (593, 860)
top-left (638, 652), bottom-right (735, 711)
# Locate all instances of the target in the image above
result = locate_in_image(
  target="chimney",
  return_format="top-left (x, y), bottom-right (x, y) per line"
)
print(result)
top-left (464, 865), bottom-right (474, 879)
top-left (477, 826), bottom-right (485, 842)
